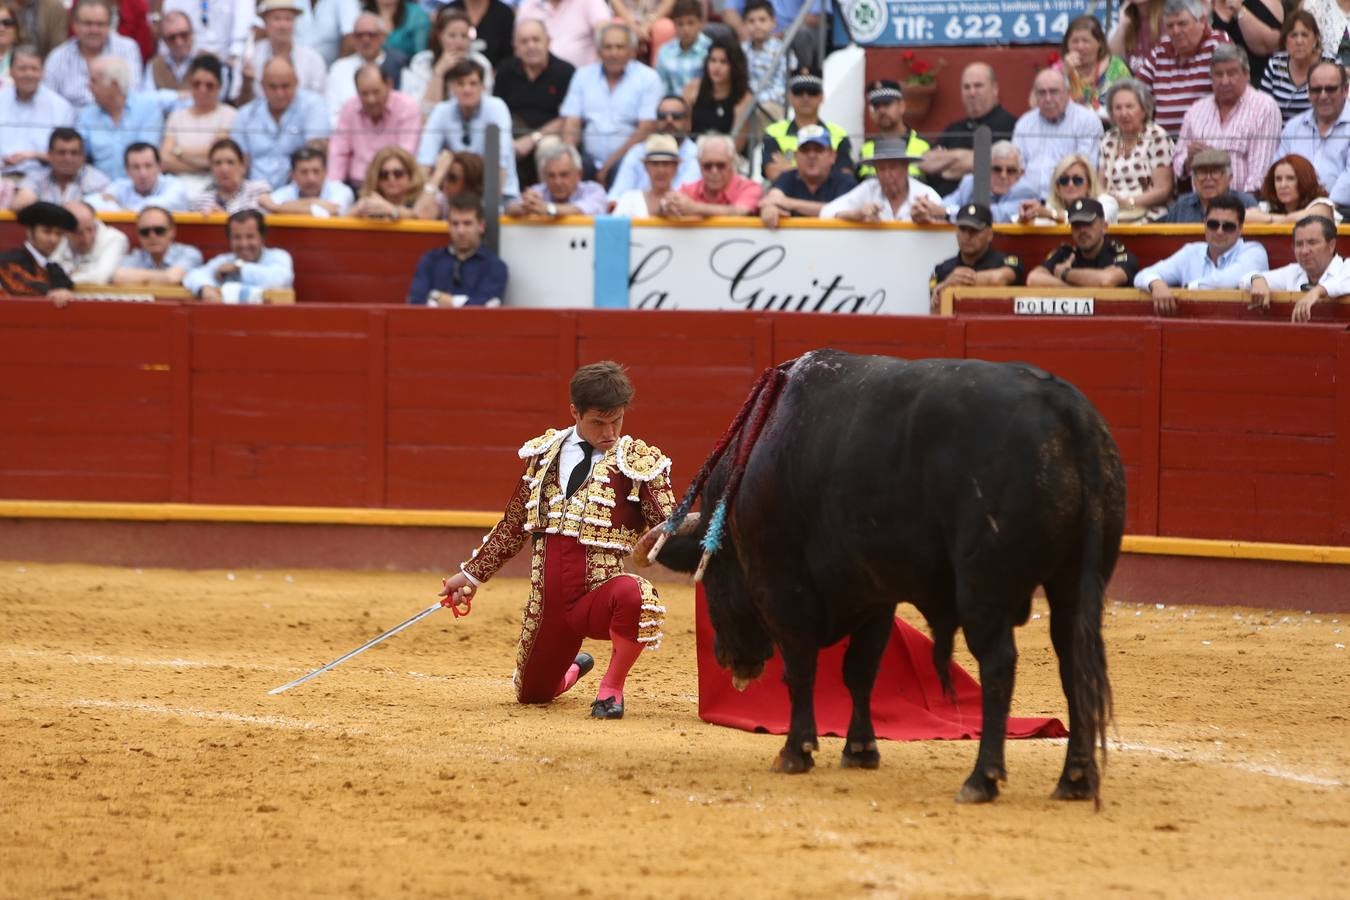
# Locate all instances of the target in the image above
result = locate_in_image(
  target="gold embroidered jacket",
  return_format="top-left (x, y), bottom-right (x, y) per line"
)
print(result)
top-left (461, 428), bottom-right (675, 587)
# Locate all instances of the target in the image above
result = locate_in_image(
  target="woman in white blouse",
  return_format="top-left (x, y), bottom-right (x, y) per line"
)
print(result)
top-left (611, 134), bottom-right (681, 217)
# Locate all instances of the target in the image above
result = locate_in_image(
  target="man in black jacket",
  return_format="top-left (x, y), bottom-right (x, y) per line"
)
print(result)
top-left (0, 200), bottom-right (77, 304)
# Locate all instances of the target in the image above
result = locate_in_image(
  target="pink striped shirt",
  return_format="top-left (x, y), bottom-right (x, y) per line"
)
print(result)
top-left (1172, 86), bottom-right (1283, 193)
top-left (327, 90), bottom-right (423, 187)
top-left (1136, 29), bottom-right (1231, 135)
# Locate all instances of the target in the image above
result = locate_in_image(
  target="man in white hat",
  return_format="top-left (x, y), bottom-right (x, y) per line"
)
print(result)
top-left (247, 0), bottom-right (329, 98)
top-left (820, 137), bottom-right (943, 223)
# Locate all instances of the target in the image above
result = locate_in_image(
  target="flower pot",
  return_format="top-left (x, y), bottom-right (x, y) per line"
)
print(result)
top-left (903, 81), bottom-right (937, 125)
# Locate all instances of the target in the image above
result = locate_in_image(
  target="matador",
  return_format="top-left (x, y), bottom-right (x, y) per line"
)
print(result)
top-left (439, 361), bottom-right (675, 719)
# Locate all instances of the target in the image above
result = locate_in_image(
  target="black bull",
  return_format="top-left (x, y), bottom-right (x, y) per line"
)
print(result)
top-left (639, 350), bottom-right (1126, 804)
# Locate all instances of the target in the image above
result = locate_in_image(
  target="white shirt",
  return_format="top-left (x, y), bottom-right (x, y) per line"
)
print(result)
top-left (558, 426), bottom-right (602, 493)
top-left (1241, 253), bottom-right (1350, 295)
top-left (51, 220), bottom-right (130, 285)
top-left (253, 42), bottom-right (330, 97)
top-left (820, 176), bottom-right (943, 221)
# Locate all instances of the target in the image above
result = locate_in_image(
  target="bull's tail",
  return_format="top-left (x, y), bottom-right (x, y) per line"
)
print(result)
top-left (1072, 415), bottom-right (1119, 807)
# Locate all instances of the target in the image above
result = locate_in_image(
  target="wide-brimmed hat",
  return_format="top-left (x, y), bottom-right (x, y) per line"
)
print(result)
top-left (643, 133), bottom-right (680, 162)
top-left (16, 201), bottom-right (77, 231)
top-left (862, 136), bottom-right (919, 163)
top-left (257, 0), bottom-right (303, 16)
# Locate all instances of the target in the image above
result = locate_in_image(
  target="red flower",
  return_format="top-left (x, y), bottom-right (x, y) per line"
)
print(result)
top-left (911, 59), bottom-right (931, 76)
top-left (1047, 51), bottom-right (1061, 65)
top-left (902, 50), bottom-right (914, 61)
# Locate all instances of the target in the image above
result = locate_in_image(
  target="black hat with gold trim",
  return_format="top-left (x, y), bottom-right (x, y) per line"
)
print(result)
top-left (16, 201), bottom-right (78, 231)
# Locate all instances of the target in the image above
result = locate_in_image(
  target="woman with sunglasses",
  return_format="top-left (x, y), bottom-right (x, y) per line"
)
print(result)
top-left (1019, 153), bottom-right (1119, 225)
top-left (0, 1), bottom-right (23, 88)
top-left (162, 55), bottom-right (238, 196)
top-left (1053, 15), bottom-right (1130, 119)
top-left (111, 205), bottom-right (204, 286)
top-left (1098, 78), bottom-right (1175, 223)
top-left (1261, 12), bottom-right (1338, 124)
top-left (402, 7), bottom-right (495, 117)
top-left (682, 38), bottom-right (752, 154)
top-left (349, 145), bottom-right (427, 220)
top-left (412, 148), bottom-right (486, 218)
top-left (1246, 153), bottom-right (1340, 224)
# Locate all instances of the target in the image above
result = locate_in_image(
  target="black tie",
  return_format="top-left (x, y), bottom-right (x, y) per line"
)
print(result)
top-left (566, 441), bottom-right (593, 498)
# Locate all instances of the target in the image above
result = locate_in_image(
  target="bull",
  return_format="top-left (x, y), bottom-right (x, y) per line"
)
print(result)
top-left (639, 349), bottom-right (1126, 804)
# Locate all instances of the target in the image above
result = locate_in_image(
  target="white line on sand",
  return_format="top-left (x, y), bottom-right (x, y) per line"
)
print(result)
top-left (1111, 739), bottom-right (1344, 788)
top-left (71, 698), bottom-right (364, 734)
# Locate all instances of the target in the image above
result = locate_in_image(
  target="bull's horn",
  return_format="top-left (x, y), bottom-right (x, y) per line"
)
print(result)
top-left (693, 550), bottom-right (711, 583)
top-left (731, 674), bottom-right (752, 691)
top-left (648, 531), bottom-right (669, 562)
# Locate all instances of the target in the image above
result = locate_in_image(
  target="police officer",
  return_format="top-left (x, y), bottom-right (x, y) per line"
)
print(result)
top-left (1026, 198), bottom-right (1140, 288)
top-left (929, 203), bottom-right (1024, 313)
top-left (858, 79), bottom-right (930, 181)
top-left (760, 67), bottom-right (854, 182)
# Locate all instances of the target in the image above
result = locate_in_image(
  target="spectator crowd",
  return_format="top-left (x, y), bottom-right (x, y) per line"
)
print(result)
top-left (0, 0), bottom-right (1348, 317)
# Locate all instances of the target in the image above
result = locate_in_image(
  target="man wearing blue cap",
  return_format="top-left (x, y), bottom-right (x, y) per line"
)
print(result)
top-left (759, 124), bottom-right (856, 227)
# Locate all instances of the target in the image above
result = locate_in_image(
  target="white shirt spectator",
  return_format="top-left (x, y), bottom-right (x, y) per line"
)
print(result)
top-left (184, 247), bottom-right (296, 301)
top-left (820, 176), bottom-right (943, 221)
top-left (0, 82), bottom-right (75, 176)
top-left (252, 42), bottom-right (330, 97)
top-left (122, 242), bottom-right (205, 273)
top-left (269, 179), bottom-right (356, 214)
top-left (310, 0), bottom-right (362, 65)
top-left (558, 59), bottom-right (663, 171)
top-left (87, 174), bottom-right (192, 212)
top-left (1240, 254), bottom-right (1350, 293)
top-left (162, 0), bottom-right (254, 70)
top-left (52, 219), bottom-right (130, 284)
top-left (42, 35), bottom-right (144, 108)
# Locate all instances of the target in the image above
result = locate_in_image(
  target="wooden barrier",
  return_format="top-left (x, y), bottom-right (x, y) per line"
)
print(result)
top-left (938, 286), bottom-right (1350, 320)
top-left (3, 301), bottom-right (1349, 547)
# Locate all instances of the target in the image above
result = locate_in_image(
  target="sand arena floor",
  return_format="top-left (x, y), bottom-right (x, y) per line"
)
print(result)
top-left (2, 562), bottom-right (1348, 898)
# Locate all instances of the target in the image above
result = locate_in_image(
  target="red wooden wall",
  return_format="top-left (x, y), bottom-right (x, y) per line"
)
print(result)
top-left (4, 302), bottom-right (1350, 546)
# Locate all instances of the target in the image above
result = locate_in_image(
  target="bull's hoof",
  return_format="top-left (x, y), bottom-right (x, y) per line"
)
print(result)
top-left (955, 772), bottom-right (1002, 804)
top-left (772, 749), bottom-right (815, 774)
top-left (1051, 775), bottom-right (1097, 802)
top-left (840, 741), bottom-right (880, 770)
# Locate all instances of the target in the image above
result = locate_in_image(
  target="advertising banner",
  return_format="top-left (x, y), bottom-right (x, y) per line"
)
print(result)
top-left (833, 0), bottom-right (1101, 47)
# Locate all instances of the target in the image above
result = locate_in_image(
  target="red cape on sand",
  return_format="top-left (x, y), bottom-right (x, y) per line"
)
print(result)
top-left (695, 587), bottom-right (1067, 741)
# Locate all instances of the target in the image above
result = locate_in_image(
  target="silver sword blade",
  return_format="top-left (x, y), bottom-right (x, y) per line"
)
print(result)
top-left (268, 601), bottom-right (443, 695)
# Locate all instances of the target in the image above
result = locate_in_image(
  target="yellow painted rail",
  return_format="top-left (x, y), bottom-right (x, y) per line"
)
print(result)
top-left (3, 501), bottom-right (1349, 565)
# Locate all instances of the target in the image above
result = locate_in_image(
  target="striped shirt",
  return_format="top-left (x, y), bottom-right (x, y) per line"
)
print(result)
top-left (41, 36), bottom-right (144, 109)
top-left (1135, 28), bottom-right (1231, 135)
top-left (744, 37), bottom-right (790, 108)
top-left (1172, 87), bottom-right (1283, 193)
top-left (1260, 52), bottom-right (1339, 124)
top-left (190, 179), bottom-right (273, 214)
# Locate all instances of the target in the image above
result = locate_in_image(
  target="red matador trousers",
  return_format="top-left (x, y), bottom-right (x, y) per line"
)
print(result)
top-left (514, 534), bottom-right (660, 703)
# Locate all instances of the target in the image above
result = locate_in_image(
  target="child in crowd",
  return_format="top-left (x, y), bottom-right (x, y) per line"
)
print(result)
top-left (741, 0), bottom-right (789, 122)
top-left (655, 0), bottom-right (712, 95)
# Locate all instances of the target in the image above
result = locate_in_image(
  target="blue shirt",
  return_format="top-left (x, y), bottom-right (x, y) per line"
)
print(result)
top-left (269, 179), bottom-right (356, 215)
top-left (1277, 104), bottom-right (1350, 207)
top-left (1133, 238), bottom-right (1270, 290)
top-left (230, 91), bottom-right (331, 188)
top-left (76, 93), bottom-right (165, 180)
top-left (942, 174), bottom-right (1039, 223)
top-left (416, 96), bottom-right (519, 199)
top-left (0, 84), bottom-right (75, 176)
top-left (606, 136), bottom-right (701, 199)
top-left (408, 245), bottom-right (509, 306)
top-left (93, 174), bottom-right (191, 212)
top-left (559, 60), bottom-right (664, 169)
top-left (655, 31), bottom-right (711, 96)
top-left (184, 247), bottom-right (295, 297)
top-left (122, 242), bottom-right (204, 272)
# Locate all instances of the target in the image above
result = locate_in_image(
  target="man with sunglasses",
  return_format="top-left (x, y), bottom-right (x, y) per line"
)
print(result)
top-left (857, 80), bottom-right (929, 181)
top-left (762, 67), bottom-right (853, 182)
top-left (663, 133), bottom-right (762, 217)
top-left (1277, 60), bottom-right (1350, 209)
top-left (0, 45), bottom-right (75, 179)
top-left (408, 192), bottom-right (508, 306)
top-left (1026, 198), bottom-right (1139, 288)
top-left (607, 95), bottom-right (702, 200)
top-left (144, 10), bottom-right (196, 91)
top-left (1162, 148), bottom-right (1257, 222)
top-left (928, 203), bottom-right (1023, 313)
top-left (913, 140), bottom-right (1036, 224)
top-left (111, 205), bottom-right (203, 285)
top-left (1134, 192), bottom-right (1268, 315)
top-left (1242, 214), bottom-right (1350, 322)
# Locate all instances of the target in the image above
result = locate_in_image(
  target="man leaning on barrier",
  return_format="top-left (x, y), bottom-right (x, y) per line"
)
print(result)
top-left (1242, 214), bottom-right (1350, 322)
top-left (408, 192), bottom-right (509, 307)
top-left (928, 203), bottom-right (1024, 313)
top-left (1026, 198), bottom-right (1139, 288)
top-left (1133, 192), bottom-right (1269, 316)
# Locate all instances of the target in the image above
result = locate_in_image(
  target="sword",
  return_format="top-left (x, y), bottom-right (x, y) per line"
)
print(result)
top-left (268, 586), bottom-right (472, 696)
